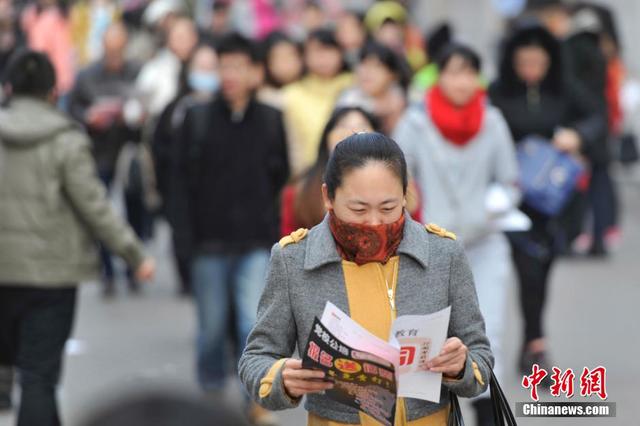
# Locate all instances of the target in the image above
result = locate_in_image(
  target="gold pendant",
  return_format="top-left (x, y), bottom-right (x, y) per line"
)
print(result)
top-left (388, 289), bottom-right (396, 311)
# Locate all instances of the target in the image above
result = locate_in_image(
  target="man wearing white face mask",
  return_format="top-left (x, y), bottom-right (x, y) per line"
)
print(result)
top-left (151, 44), bottom-right (219, 296)
top-left (179, 34), bottom-right (289, 424)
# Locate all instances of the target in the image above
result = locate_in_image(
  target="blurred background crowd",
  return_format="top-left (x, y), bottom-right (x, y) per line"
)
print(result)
top-left (0, 0), bottom-right (639, 425)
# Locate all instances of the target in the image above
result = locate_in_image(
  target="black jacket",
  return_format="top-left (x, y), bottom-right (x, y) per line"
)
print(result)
top-left (181, 96), bottom-right (290, 252)
top-left (489, 23), bottom-right (608, 164)
top-left (151, 93), bottom-right (202, 255)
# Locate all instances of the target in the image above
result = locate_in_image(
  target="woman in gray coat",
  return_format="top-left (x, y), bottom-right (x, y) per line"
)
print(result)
top-left (239, 133), bottom-right (493, 425)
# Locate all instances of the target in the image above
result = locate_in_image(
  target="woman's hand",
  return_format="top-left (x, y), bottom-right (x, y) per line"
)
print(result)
top-left (553, 128), bottom-right (582, 155)
top-left (426, 337), bottom-right (468, 378)
top-left (282, 359), bottom-right (334, 398)
top-left (135, 258), bottom-right (156, 282)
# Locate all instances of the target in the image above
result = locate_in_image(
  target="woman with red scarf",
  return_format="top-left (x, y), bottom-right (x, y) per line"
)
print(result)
top-left (393, 44), bottom-right (520, 426)
top-left (239, 133), bottom-right (493, 425)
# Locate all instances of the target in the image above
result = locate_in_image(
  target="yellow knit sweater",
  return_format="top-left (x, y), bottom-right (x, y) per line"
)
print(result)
top-left (282, 73), bottom-right (353, 177)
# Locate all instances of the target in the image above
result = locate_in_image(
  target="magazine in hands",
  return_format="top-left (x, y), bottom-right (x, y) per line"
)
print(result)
top-left (302, 302), bottom-right (451, 426)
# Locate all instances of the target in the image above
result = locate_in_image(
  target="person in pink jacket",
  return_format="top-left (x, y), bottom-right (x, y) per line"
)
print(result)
top-left (21, 0), bottom-right (75, 95)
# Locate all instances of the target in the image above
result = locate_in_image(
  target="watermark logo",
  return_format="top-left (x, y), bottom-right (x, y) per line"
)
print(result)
top-left (517, 365), bottom-right (615, 418)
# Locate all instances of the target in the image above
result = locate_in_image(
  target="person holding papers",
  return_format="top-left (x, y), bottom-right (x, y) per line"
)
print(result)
top-left (239, 133), bottom-right (493, 425)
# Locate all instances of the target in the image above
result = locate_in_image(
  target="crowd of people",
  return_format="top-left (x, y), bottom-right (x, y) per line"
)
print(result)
top-left (0, 0), bottom-right (633, 425)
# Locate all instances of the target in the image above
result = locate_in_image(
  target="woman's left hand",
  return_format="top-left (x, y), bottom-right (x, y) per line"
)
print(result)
top-left (426, 337), bottom-right (468, 378)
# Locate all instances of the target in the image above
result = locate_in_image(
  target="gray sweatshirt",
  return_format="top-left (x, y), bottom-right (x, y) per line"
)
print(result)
top-left (393, 103), bottom-right (520, 246)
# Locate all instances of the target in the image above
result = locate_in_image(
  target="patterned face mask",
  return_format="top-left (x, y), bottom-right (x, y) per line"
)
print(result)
top-left (328, 210), bottom-right (405, 265)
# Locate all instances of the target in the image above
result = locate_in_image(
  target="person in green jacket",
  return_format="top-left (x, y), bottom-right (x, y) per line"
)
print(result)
top-left (0, 49), bottom-right (155, 426)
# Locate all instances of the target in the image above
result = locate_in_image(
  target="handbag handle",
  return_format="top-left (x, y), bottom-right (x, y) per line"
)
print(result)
top-left (447, 389), bottom-right (465, 426)
top-left (489, 369), bottom-right (517, 426)
top-left (447, 369), bottom-right (517, 426)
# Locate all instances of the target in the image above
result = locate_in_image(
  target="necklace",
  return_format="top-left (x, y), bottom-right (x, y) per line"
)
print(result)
top-left (377, 261), bottom-right (398, 314)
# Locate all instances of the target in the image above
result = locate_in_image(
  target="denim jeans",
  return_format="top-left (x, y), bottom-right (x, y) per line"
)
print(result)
top-left (191, 249), bottom-right (269, 391)
top-left (0, 285), bottom-right (77, 426)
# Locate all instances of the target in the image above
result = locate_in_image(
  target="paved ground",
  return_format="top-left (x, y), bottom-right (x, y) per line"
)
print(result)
top-left (1, 166), bottom-right (639, 426)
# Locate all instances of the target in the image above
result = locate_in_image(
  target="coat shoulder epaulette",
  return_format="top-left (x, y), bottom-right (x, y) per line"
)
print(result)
top-left (424, 223), bottom-right (457, 240)
top-left (279, 228), bottom-right (309, 248)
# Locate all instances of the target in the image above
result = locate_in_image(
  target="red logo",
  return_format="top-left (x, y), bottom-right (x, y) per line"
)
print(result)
top-left (399, 346), bottom-right (416, 366)
top-left (522, 363), bottom-right (548, 401)
top-left (580, 366), bottom-right (608, 400)
top-left (522, 365), bottom-right (608, 401)
top-left (550, 367), bottom-right (575, 398)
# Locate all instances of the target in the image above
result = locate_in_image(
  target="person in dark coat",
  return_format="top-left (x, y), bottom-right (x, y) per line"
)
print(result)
top-left (0, 0), bottom-right (25, 79)
top-left (488, 22), bottom-right (606, 378)
top-left (566, 3), bottom-right (619, 255)
top-left (526, 0), bottom-right (617, 255)
top-left (152, 43), bottom-right (219, 295)
top-left (178, 33), bottom-right (289, 424)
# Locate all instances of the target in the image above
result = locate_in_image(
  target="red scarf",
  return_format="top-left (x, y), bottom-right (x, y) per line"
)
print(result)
top-left (328, 211), bottom-right (405, 265)
top-left (427, 85), bottom-right (485, 146)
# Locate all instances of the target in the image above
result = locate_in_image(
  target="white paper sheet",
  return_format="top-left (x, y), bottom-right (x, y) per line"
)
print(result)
top-left (389, 306), bottom-right (451, 403)
top-left (490, 208), bottom-right (532, 232)
top-left (485, 184), bottom-right (512, 215)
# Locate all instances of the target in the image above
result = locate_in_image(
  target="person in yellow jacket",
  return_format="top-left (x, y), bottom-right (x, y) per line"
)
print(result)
top-left (282, 28), bottom-right (353, 178)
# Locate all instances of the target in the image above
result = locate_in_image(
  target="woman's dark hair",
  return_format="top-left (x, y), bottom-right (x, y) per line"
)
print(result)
top-left (294, 107), bottom-right (380, 225)
top-left (495, 22), bottom-right (564, 94)
top-left (425, 22), bottom-right (452, 63)
top-left (212, 0), bottom-right (231, 12)
top-left (324, 132), bottom-right (408, 199)
top-left (307, 28), bottom-right (341, 50)
top-left (36, 0), bottom-right (70, 16)
top-left (573, 2), bottom-right (621, 52)
top-left (359, 41), bottom-right (412, 91)
top-left (261, 31), bottom-right (303, 88)
top-left (3, 49), bottom-right (56, 98)
top-left (342, 9), bottom-right (366, 26)
top-left (305, 28), bottom-right (350, 73)
top-left (315, 106), bottom-right (380, 172)
top-left (436, 43), bottom-right (482, 73)
top-left (216, 32), bottom-right (259, 63)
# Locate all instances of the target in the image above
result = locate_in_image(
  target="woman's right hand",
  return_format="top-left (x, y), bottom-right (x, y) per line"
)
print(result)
top-left (282, 359), bottom-right (334, 398)
top-left (553, 128), bottom-right (582, 155)
top-left (135, 257), bottom-right (156, 282)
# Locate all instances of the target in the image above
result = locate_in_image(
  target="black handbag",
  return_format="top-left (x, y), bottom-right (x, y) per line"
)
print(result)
top-left (619, 133), bottom-right (639, 165)
top-left (448, 369), bottom-right (517, 426)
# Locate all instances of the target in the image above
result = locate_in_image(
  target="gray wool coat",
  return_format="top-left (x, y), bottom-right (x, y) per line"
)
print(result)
top-left (238, 213), bottom-right (494, 423)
